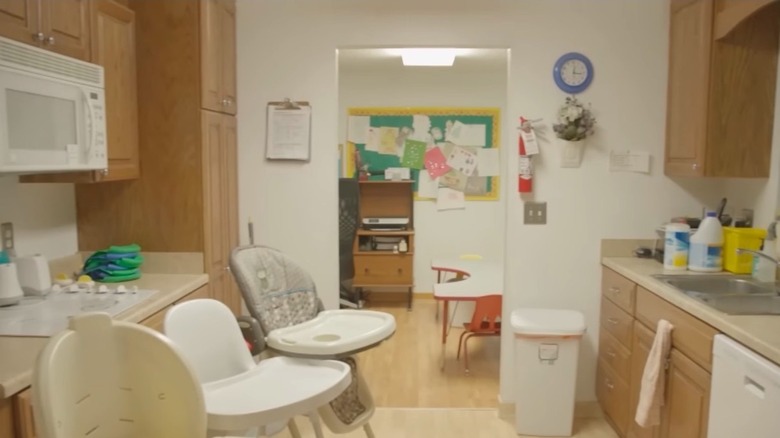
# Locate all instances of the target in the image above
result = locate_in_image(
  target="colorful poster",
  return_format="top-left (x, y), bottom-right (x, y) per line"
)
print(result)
top-left (439, 169), bottom-right (468, 192)
top-left (401, 139), bottom-right (426, 169)
top-left (378, 127), bottom-right (400, 155)
top-left (424, 146), bottom-right (451, 179)
top-left (447, 146), bottom-right (478, 176)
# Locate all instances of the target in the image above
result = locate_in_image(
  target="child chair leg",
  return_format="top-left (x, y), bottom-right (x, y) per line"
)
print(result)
top-left (463, 333), bottom-right (476, 373)
top-left (287, 418), bottom-right (302, 438)
top-left (364, 422), bottom-right (376, 438)
top-left (457, 330), bottom-right (469, 360)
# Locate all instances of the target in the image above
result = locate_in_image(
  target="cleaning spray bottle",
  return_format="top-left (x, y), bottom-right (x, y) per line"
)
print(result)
top-left (753, 220), bottom-right (778, 282)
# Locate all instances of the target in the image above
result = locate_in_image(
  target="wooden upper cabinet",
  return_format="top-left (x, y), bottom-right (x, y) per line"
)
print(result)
top-left (91, 0), bottom-right (139, 181)
top-left (664, 0), bottom-right (780, 178)
top-left (20, 0), bottom-right (139, 184)
top-left (39, 0), bottom-right (91, 61)
top-left (0, 0), bottom-right (39, 44)
top-left (201, 0), bottom-right (237, 115)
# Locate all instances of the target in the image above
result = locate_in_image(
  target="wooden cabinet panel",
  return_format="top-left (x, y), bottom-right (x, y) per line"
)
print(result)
top-left (91, 0), bottom-right (139, 181)
top-left (200, 0), bottom-right (236, 114)
top-left (39, 0), bottom-right (91, 60)
top-left (219, 0), bottom-right (236, 115)
top-left (141, 305), bottom-right (171, 332)
top-left (354, 255), bottom-right (413, 286)
top-left (664, 0), bottom-right (712, 177)
top-left (601, 296), bottom-right (634, 349)
top-left (0, 0), bottom-right (39, 44)
top-left (662, 348), bottom-right (711, 438)
top-left (628, 321), bottom-right (661, 438)
top-left (635, 287), bottom-right (717, 371)
top-left (597, 359), bottom-right (631, 437)
top-left (224, 115), bottom-right (240, 313)
top-left (175, 285), bottom-right (210, 304)
top-left (13, 388), bottom-right (35, 438)
top-left (599, 328), bottom-right (632, 383)
top-left (602, 267), bottom-right (636, 314)
top-left (0, 395), bottom-right (15, 438)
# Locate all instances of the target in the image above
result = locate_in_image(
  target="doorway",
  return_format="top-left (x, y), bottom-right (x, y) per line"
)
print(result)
top-left (336, 47), bottom-right (509, 408)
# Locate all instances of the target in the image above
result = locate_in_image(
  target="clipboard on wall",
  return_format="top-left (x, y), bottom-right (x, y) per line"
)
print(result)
top-left (265, 98), bottom-right (312, 161)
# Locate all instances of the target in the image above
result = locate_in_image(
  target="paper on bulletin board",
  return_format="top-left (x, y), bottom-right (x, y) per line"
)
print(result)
top-left (477, 148), bottom-right (500, 176)
top-left (424, 146), bottom-right (451, 179)
top-left (365, 127), bottom-right (380, 152)
top-left (401, 139), bottom-right (426, 169)
top-left (378, 127), bottom-right (399, 155)
top-left (447, 146), bottom-right (478, 176)
top-left (412, 115), bottom-right (432, 142)
top-left (417, 172), bottom-right (439, 199)
top-left (447, 121), bottom-right (486, 147)
top-left (437, 187), bottom-right (465, 211)
top-left (439, 169), bottom-right (468, 192)
top-left (348, 116), bottom-right (370, 144)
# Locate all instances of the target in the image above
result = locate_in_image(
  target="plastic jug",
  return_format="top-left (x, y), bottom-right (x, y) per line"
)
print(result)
top-left (689, 211), bottom-right (724, 272)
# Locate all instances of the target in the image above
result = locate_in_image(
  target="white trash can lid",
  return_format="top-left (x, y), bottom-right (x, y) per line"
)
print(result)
top-left (510, 308), bottom-right (586, 336)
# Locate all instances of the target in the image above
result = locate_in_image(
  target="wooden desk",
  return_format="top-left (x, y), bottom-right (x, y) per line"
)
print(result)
top-left (431, 259), bottom-right (503, 368)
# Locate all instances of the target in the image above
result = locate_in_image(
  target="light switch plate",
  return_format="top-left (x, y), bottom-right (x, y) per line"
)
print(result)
top-left (524, 202), bottom-right (547, 225)
top-left (1, 222), bottom-right (13, 252)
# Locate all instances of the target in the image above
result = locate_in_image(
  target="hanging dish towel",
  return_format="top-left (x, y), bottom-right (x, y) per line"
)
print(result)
top-left (635, 319), bottom-right (674, 427)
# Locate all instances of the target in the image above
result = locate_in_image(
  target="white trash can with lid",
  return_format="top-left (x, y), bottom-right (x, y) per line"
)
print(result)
top-left (511, 308), bottom-right (586, 437)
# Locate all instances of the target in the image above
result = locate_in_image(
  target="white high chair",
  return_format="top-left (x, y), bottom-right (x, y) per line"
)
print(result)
top-left (229, 245), bottom-right (397, 438)
top-left (31, 312), bottom-right (235, 438)
top-left (164, 298), bottom-right (352, 438)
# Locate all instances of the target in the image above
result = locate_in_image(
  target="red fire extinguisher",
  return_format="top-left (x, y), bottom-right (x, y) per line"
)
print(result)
top-left (518, 117), bottom-right (535, 193)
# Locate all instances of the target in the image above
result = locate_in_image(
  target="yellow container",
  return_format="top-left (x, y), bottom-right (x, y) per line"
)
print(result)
top-left (722, 227), bottom-right (767, 273)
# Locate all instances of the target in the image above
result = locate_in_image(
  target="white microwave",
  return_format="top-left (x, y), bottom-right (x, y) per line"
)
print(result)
top-left (0, 36), bottom-right (107, 174)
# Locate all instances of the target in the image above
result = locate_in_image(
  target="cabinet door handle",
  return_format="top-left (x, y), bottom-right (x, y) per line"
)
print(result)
top-left (46, 36), bottom-right (55, 45)
top-left (32, 32), bottom-right (45, 42)
top-left (226, 98), bottom-right (233, 107)
top-left (397, 268), bottom-right (402, 274)
top-left (609, 287), bottom-right (621, 294)
top-left (607, 318), bottom-right (619, 325)
top-left (606, 350), bottom-right (617, 359)
top-left (364, 268), bottom-right (369, 274)
top-left (692, 163), bottom-right (699, 170)
top-left (604, 378), bottom-right (614, 390)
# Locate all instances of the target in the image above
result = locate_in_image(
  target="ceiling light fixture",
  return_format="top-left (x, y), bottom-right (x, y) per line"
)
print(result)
top-left (399, 48), bottom-right (457, 67)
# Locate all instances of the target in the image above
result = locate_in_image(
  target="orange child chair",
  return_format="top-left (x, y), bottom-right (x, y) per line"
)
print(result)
top-left (456, 294), bottom-right (502, 373)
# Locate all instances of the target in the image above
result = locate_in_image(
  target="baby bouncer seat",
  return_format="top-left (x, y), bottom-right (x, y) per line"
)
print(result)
top-left (229, 245), bottom-right (396, 437)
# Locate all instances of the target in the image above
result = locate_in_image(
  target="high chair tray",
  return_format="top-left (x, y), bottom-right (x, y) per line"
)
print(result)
top-left (203, 356), bottom-right (351, 430)
top-left (267, 309), bottom-right (396, 357)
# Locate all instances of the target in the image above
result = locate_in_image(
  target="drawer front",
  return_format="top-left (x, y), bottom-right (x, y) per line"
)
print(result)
top-left (635, 287), bottom-right (717, 371)
top-left (602, 267), bottom-right (637, 314)
top-left (601, 296), bottom-right (634, 349)
top-left (599, 328), bottom-right (632, 383)
top-left (597, 359), bottom-right (630, 437)
top-left (354, 255), bottom-right (413, 285)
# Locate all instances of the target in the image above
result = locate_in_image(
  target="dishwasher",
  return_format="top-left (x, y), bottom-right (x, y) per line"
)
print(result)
top-left (708, 335), bottom-right (780, 438)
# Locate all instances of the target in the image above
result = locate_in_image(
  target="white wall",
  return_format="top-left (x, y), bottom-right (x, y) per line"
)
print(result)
top-left (236, 0), bottom-right (732, 402)
top-left (0, 177), bottom-right (78, 258)
top-left (338, 59), bottom-right (507, 295)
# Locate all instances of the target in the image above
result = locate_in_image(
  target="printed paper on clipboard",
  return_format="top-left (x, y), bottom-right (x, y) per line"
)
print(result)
top-left (265, 100), bottom-right (312, 161)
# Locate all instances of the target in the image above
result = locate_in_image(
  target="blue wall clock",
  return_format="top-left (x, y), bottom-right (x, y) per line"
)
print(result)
top-left (553, 52), bottom-right (594, 94)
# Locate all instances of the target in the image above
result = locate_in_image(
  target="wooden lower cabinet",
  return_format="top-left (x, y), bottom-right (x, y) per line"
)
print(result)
top-left (0, 395), bottom-right (16, 438)
top-left (597, 359), bottom-right (631, 436)
top-left (13, 389), bottom-right (34, 438)
top-left (663, 349), bottom-right (711, 438)
top-left (628, 321), bottom-right (660, 438)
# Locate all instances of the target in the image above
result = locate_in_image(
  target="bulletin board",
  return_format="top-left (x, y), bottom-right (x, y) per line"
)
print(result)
top-left (344, 107), bottom-right (500, 201)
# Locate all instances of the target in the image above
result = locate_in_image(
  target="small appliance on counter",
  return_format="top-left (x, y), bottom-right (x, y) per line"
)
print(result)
top-left (0, 262), bottom-right (23, 307)
top-left (15, 254), bottom-right (52, 296)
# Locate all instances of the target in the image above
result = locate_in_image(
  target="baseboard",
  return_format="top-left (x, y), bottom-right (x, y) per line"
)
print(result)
top-left (497, 401), bottom-right (604, 422)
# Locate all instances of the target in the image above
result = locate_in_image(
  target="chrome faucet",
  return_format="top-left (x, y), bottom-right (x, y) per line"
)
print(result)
top-left (736, 248), bottom-right (780, 265)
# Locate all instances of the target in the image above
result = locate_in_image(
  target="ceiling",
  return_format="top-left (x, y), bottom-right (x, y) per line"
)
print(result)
top-left (338, 48), bottom-right (508, 73)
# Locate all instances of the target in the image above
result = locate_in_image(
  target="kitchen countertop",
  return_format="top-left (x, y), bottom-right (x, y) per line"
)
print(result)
top-left (0, 272), bottom-right (208, 399)
top-left (603, 257), bottom-right (780, 365)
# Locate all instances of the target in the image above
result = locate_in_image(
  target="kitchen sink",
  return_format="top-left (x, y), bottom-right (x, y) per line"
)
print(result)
top-left (653, 274), bottom-right (780, 315)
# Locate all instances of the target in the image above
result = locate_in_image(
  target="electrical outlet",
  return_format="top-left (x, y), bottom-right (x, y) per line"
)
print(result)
top-left (524, 202), bottom-right (547, 225)
top-left (1, 222), bottom-right (14, 252)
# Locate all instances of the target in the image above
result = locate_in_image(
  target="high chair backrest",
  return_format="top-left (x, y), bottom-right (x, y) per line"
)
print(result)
top-left (164, 299), bottom-right (256, 384)
top-left (469, 295), bottom-right (502, 331)
top-left (229, 245), bottom-right (323, 334)
top-left (32, 313), bottom-right (207, 438)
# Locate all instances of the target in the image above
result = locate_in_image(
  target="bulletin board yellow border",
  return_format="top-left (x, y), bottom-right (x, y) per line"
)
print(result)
top-left (345, 106), bottom-right (501, 201)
